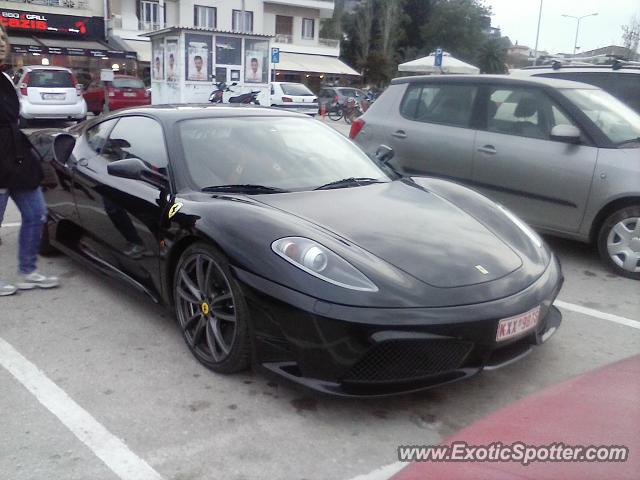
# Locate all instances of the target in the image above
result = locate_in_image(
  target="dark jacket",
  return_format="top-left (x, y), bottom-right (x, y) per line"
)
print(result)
top-left (0, 71), bottom-right (43, 190)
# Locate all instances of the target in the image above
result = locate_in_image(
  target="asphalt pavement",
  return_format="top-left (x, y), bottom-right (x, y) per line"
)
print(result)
top-left (0, 118), bottom-right (638, 480)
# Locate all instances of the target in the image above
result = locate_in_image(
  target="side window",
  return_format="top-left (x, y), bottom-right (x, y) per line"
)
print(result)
top-left (486, 87), bottom-right (574, 140)
top-left (86, 119), bottom-right (118, 154)
top-left (102, 116), bottom-right (168, 170)
top-left (400, 83), bottom-right (477, 128)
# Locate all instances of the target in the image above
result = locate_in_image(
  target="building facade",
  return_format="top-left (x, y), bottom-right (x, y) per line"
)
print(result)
top-left (109, 0), bottom-right (358, 88)
top-left (1, 0), bottom-right (137, 85)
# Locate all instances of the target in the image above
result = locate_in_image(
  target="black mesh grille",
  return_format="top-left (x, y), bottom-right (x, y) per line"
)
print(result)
top-left (342, 339), bottom-right (473, 383)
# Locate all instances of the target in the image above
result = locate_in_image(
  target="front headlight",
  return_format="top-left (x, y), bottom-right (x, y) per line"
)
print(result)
top-left (272, 237), bottom-right (378, 292)
top-left (497, 205), bottom-right (542, 248)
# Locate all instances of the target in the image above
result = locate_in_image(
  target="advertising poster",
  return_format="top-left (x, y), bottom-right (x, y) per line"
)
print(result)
top-left (165, 38), bottom-right (179, 82)
top-left (245, 39), bottom-right (268, 84)
top-left (151, 40), bottom-right (164, 80)
top-left (185, 33), bottom-right (212, 82)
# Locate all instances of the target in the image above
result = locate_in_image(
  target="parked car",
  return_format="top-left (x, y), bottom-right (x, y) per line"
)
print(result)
top-left (514, 64), bottom-right (640, 113)
top-left (318, 86), bottom-right (368, 110)
top-left (32, 105), bottom-right (562, 396)
top-left (10, 65), bottom-right (86, 126)
top-left (352, 75), bottom-right (640, 279)
top-left (83, 75), bottom-right (151, 115)
top-left (269, 82), bottom-right (318, 116)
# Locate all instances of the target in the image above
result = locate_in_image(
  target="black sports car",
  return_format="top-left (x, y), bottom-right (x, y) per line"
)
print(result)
top-left (37, 105), bottom-right (563, 396)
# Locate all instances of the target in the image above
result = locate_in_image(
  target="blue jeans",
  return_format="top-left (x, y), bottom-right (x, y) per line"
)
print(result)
top-left (0, 187), bottom-right (47, 275)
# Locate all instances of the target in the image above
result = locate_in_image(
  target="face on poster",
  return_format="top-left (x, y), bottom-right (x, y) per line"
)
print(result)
top-left (245, 39), bottom-right (268, 84)
top-left (152, 41), bottom-right (164, 80)
top-left (165, 38), bottom-right (179, 82)
top-left (185, 33), bottom-right (212, 82)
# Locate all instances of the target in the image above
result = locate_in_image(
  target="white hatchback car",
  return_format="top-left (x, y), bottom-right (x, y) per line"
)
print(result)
top-left (270, 82), bottom-right (318, 116)
top-left (10, 65), bottom-right (87, 126)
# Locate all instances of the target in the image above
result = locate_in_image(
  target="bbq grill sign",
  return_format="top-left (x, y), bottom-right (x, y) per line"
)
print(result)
top-left (0, 9), bottom-right (103, 39)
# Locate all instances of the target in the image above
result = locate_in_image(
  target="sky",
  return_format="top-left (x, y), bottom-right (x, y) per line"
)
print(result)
top-left (485, 0), bottom-right (640, 54)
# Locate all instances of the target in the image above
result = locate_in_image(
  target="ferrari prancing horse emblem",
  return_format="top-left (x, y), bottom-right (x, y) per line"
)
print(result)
top-left (168, 202), bottom-right (183, 219)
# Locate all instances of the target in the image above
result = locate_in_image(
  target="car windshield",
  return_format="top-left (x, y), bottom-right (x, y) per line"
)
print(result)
top-left (112, 78), bottom-right (145, 89)
top-left (179, 117), bottom-right (390, 191)
top-left (561, 88), bottom-right (640, 146)
top-left (281, 83), bottom-right (314, 96)
top-left (28, 70), bottom-right (74, 88)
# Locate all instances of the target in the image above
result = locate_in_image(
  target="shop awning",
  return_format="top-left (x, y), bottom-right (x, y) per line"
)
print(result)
top-left (276, 52), bottom-right (360, 76)
top-left (9, 35), bottom-right (136, 59)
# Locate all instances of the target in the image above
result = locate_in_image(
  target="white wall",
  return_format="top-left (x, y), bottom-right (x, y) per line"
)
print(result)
top-left (177, 0), bottom-right (264, 33)
top-left (263, 3), bottom-right (319, 44)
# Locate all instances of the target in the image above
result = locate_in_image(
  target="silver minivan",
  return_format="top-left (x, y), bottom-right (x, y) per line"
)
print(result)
top-left (352, 75), bottom-right (640, 279)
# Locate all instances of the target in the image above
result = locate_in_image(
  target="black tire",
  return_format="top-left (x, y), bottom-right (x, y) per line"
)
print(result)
top-left (39, 222), bottom-right (58, 256)
top-left (597, 205), bottom-right (640, 280)
top-left (173, 242), bottom-right (251, 373)
top-left (328, 108), bottom-right (343, 121)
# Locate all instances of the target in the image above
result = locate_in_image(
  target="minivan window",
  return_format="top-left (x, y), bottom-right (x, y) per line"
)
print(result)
top-left (561, 88), bottom-right (640, 146)
top-left (28, 70), bottom-right (74, 88)
top-left (400, 83), bottom-right (477, 128)
top-left (485, 87), bottom-right (575, 140)
top-left (537, 72), bottom-right (640, 113)
top-left (281, 83), bottom-right (314, 96)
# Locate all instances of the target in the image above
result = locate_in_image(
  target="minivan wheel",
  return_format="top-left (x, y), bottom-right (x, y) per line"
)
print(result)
top-left (597, 206), bottom-right (640, 279)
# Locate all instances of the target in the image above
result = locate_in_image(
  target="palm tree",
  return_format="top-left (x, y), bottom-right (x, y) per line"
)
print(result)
top-left (476, 37), bottom-right (507, 74)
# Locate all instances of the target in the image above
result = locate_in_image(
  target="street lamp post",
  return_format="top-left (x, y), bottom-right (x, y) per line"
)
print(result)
top-left (562, 12), bottom-right (598, 55)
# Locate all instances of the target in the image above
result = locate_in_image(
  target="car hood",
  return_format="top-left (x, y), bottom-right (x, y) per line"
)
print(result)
top-left (256, 181), bottom-right (523, 288)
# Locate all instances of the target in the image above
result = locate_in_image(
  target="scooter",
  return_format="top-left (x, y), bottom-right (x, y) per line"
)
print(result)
top-left (208, 81), bottom-right (261, 105)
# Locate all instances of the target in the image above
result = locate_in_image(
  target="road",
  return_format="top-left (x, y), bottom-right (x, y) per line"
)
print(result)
top-left (0, 119), bottom-right (638, 480)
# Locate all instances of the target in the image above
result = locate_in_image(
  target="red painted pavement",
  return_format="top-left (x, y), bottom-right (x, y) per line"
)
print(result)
top-left (392, 355), bottom-right (640, 480)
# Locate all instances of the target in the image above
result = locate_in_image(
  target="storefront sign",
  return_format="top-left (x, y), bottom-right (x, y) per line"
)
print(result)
top-left (10, 43), bottom-right (136, 59)
top-left (0, 8), bottom-right (104, 40)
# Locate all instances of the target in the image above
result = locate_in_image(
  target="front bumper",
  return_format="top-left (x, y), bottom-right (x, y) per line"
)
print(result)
top-left (234, 256), bottom-right (563, 397)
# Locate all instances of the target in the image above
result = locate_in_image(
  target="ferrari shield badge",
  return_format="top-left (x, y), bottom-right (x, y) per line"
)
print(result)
top-left (168, 202), bottom-right (183, 219)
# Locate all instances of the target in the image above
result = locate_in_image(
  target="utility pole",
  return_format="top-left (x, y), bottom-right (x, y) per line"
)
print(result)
top-left (533, 0), bottom-right (543, 60)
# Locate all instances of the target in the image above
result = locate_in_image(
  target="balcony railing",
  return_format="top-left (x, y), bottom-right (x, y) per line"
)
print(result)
top-left (274, 33), bottom-right (293, 44)
top-left (319, 38), bottom-right (340, 48)
top-left (5, 0), bottom-right (89, 8)
top-left (138, 21), bottom-right (163, 32)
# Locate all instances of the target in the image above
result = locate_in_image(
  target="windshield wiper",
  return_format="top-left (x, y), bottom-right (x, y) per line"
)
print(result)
top-left (616, 137), bottom-right (640, 147)
top-left (315, 177), bottom-right (384, 190)
top-left (201, 184), bottom-right (289, 194)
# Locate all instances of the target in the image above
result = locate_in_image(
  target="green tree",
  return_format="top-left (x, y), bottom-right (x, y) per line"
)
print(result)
top-left (476, 37), bottom-right (507, 73)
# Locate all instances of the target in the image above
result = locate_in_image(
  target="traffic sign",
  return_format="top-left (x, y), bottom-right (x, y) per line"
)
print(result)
top-left (271, 47), bottom-right (280, 64)
top-left (434, 48), bottom-right (443, 67)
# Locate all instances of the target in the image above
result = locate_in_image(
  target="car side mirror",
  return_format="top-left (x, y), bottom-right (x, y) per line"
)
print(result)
top-left (107, 158), bottom-right (149, 181)
top-left (375, 144), bottom-right (395, 164)
top-left (52, 133), bottom-right (76, 165)
top-left (550, 124), bottom-right (581, 144)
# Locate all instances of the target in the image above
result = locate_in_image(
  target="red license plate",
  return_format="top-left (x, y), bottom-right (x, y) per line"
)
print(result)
top-left (496, 306), bottom-right (540, 342)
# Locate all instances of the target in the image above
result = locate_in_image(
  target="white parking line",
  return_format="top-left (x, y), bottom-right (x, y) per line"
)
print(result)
top-left (555, 300), bottom-right (640, 330)
top-left (345, 462), bottom-right (405, 480)
top-left (1, 222), bottom-right (21, 228)
top-left (0, 336), bottom-right (165, 480)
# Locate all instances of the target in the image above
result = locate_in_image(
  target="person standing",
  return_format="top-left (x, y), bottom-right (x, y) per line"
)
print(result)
top-left (0, 23), bottom-right (58, 296)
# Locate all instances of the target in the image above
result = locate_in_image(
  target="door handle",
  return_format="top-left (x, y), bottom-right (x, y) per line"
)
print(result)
top-left (477, 145), bottom-right (497, 155)
top-left (392, 130), bottom-right (407, 139)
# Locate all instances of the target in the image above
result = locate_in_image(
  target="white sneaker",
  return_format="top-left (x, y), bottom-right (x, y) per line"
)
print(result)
top-left (16, 272), bottom-right (59, 290)
top-left (0, 282), bottom-right (17, 296)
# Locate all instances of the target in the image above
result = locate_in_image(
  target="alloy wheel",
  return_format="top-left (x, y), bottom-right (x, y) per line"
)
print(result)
top-left (175, 253), bottom-right (238, 363)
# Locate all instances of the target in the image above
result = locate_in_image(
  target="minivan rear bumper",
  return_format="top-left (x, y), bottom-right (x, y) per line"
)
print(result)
top-left (20, 99), bottom-right (87, 120)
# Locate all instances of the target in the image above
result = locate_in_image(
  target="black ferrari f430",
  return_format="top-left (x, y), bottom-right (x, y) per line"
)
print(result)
top-left (35, 105), bottom-right (563, 396)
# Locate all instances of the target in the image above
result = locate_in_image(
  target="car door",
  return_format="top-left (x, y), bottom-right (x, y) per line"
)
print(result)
top-left (472, 85), bottom-right (598, 232)
top-left (72, 115), bottom-right (170, 296)
top-left (384, 81), bottom-right (478, 180)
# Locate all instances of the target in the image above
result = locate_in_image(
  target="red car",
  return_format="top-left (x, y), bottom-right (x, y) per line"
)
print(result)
top-left (83, 75), bottom-right (150, 115)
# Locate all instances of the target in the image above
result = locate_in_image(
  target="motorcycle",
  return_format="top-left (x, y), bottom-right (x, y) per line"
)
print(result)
top-left (208, 81), bottom-right (261, 105)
